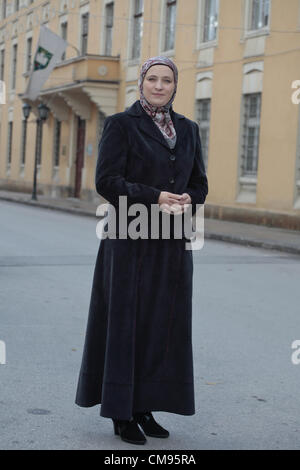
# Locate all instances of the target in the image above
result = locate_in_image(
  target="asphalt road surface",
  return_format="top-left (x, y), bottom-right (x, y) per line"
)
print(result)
top-left (1, 200), bottom-right (300, 450)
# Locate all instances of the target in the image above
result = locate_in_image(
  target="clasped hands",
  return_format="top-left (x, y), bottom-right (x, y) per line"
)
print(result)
top-left (158, 191), bottom-right (192, 215)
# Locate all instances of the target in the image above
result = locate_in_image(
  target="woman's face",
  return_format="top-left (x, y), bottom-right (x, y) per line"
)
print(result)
top-left (142, 64), bottom-right (175, 107)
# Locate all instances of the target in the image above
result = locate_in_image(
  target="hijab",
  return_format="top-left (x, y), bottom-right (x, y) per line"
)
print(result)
top-left (138, 56), bottom-right (178, 149)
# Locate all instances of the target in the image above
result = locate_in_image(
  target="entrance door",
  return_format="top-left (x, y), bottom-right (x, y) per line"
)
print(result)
top-left (74, 116), bottom-right (86, 198)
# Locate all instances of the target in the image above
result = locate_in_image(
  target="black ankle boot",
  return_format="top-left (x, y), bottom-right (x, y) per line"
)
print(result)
top-left (112, 418), bottom-right (147, 445)
top-left (133, 412), bottom-right (170, 438)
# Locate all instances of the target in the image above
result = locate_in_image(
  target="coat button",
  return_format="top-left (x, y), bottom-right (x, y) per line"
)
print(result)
top-left (169, 177), bottom-right (175, 184)
top-left (169, 155), bottom-right (176, 161)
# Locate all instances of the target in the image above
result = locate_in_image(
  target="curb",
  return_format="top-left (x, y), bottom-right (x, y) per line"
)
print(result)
top-left (204, 232), bottom-right (300, 256)
top-left (0, 195), bottom-right (96, 218)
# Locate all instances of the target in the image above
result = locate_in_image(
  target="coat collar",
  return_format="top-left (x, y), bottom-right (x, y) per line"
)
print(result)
top-left (125, 100), bottom-right (187, 152)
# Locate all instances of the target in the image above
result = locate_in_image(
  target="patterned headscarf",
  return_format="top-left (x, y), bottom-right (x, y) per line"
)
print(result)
top-left (138, 56), bottom-right (178, 149)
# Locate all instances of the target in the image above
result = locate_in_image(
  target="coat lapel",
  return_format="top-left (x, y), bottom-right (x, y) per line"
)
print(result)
top-left (126, 100), bottom-right (187, 152)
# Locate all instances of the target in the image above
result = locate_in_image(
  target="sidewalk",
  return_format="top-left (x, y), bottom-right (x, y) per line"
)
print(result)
top-left (0, 189), bottom-right (300, 256)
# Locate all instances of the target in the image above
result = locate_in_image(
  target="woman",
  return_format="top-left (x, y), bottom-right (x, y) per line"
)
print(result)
top-left (75, 56), bottom-right (208, 445)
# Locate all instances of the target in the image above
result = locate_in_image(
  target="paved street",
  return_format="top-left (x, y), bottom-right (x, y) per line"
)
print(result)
top-left (1, 200), bottom-right (300, 450)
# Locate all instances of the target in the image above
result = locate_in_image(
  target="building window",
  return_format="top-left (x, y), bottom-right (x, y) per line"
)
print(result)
top-left (81, 12), bottom-right (89, 55)
top-left (15, 0), bottom-right (20, 12)
top-left (248, 0), bottom-right (270, 31)
top-left (42, 2), bottom-right (50, 23)
top-left (196, 98), bottom-right (210, 171)
top-left (11, 44), bottom-right (17, 90)
top-left (2, 0), bottom-right (7, 19)
top-left (7, 121), bottom-right (13, 166)
top-left (0, 49), bottom-right (4, 81)
top-left (105, 2), bottom-right (114, 56)
top-left (241, 93), bottom-right (261, 176)
top-left (61, 22), bottom-right (68, 60)
top-left (202, 0), bottom-right (219, 42)
top-left (53, 119), bottom-right (61, 167)
top-left (26, 37), bottom-right (32, 73)
top-left (131, 0), bottom-right (143, 60)
top-left (164, 0), bottom-right (176, 51)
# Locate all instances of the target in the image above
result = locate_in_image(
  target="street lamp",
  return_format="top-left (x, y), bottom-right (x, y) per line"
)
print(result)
top-left (32, 103), bottom-right (50, 201)
top-left (38, 103), bottom-right (50, 121)
top-left (22, 103), bottom-right (31, 167)
top-left (22, 102), bottom-right (31, 119)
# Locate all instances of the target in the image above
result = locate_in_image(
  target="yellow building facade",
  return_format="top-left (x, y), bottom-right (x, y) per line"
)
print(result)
top-left (1, 0), bottom-right (300, 224)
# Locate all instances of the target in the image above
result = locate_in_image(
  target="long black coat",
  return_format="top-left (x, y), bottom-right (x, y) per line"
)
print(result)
top-left (75, 100), bottom-right (208, 420)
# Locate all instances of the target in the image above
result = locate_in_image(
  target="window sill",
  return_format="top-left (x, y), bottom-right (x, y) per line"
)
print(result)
top-left (242, 27), bottom-right (270, 42)
top-left (127, 58), bottom-right (140, 67)
top-left (19, 164), bottom-right (25, 178)
top-left (8, 89), bottom-right (16, 100)
top-left (159, 49), bottom-right (175, 58)
top-left (196, 39), bottom-right (218, 51)
top-left (239, 175), bottom-right (257, 184)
